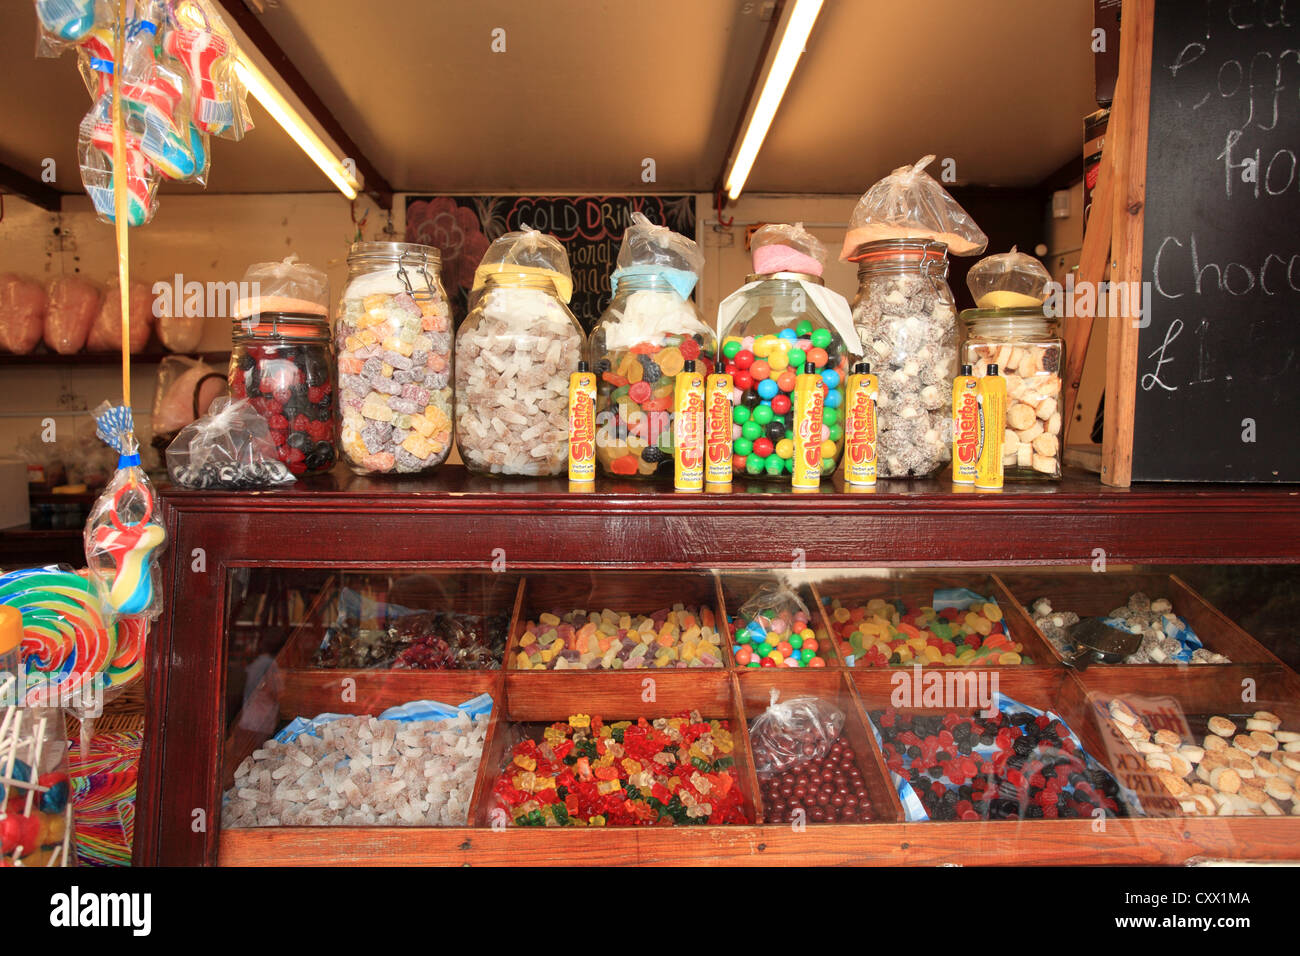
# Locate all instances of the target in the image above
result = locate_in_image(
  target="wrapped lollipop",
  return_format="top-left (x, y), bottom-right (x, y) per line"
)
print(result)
top-left (84, 403), bottom-right (166, 622)
top-left (162, 0), bottom-right (252, 141)
top-left (33, 0), bottom-right (100, 57)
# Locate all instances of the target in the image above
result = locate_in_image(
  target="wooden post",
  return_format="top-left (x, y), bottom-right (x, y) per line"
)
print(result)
top-left (1100, 0), bottom-right (1155, 488)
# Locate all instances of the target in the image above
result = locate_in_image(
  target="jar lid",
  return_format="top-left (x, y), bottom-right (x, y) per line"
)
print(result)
top-left (0, 605), bottom-right (21, 655)
top-left (848, 237), bottom-right (949, 263)
top-left (744, 271), bottom-right (825, 285)
top-left (233, 311), bottom-right (332, 340)
top-left (959, 306), bottom-right (1057, 336)
top-left (347, 241), bottom-right (441, 266)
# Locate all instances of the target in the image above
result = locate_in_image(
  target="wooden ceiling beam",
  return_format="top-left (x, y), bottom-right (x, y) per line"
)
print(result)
top-left (0, 161), bottom-right (62, 212)
top-left (216, 0), bottom-right (394, 209)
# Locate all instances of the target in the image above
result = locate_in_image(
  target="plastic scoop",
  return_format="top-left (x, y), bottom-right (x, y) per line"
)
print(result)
top-left (1062, 617), bottom-right (1141, 669)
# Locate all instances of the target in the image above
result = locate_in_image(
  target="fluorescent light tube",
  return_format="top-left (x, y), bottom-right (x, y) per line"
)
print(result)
top-left (724, 0), bottom-right (823, 201)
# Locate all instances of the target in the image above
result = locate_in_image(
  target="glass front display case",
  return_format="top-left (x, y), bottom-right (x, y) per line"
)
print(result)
top-left (213, 563), bottom-right (1300, 855)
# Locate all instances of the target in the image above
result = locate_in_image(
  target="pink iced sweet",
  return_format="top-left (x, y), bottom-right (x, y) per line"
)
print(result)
top-left (753, 243), bottom-right (824, 277)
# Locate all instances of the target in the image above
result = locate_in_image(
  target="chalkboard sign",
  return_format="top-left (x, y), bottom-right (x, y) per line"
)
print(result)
top-left (1135, 1), bottom-right (1300, 481)
top-left (403, 195), bottom-right (696, 332)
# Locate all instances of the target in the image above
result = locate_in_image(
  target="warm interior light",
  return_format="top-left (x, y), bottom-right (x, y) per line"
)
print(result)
top-left (174, 1), bottom-right (361, 200)
top-left (233, 58), bottom-right (360, 200)
top-left (724, 0), bottom-right (823, 201)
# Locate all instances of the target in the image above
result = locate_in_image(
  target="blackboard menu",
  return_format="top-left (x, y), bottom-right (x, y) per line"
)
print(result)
top-left (1136, 1), bottom-right (1300, 482)
top-left (404, 195), bottom-right (696, 332)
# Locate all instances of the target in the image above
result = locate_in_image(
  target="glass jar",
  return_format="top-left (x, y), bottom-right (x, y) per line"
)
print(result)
top-left (719, 273), bottom-right (854, 480)
top-left (455, 273), bottom-right (584, 476)
top-left (229, 311), bottom-right (336, 476)
top-left (588, 273), bottom-right (717, 479)
top-left (960, 308), bottom-right (1063, 480)
top-left (849, 239), bottom-right (958, 478)
top-left (336, 242), bottom-right (453, 476)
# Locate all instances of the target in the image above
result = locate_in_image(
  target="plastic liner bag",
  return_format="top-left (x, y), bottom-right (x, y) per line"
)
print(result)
top-left (967, 246), bottom-right (1053, 310)
top-left (166, 397), bottom-right (295, 490)
top-left (611, 211), bottom-right (705, 299)
top-left (471, 227), bottom-right (574, 304)
top-left (84, 403), bottom-right (166, 622)
top-left (87, 278), bottom-right (153, 352)
top-left (733, 582), bottom-right (815, 649)
top-left (868, 692), bottom-right (1144, 822)
top-left (44, 275), bottom-right (102, 354)
top-left (841, 155), bottom-right (988, 259)
top-left (233, 255), bottom-right (330, 319)
top-left (151, 355), bottom-right (226, 437)
top-left (161, 0), bottom-right (253, 142)
top-left (751, 222), bottom-right (828, 277)
top-left (0, 274), bottom-right (49, 354)
top-left (749, 690), bottom-right (845, 776)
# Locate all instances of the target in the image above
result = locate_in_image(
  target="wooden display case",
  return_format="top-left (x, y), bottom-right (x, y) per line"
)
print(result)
top-left (136, 466), bottom-right (1300, 866)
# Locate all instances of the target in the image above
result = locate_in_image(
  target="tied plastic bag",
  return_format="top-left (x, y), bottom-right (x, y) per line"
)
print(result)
top-left (33, 0), bottom-right (99, 57)
top-left (151, 355), bottom-right (226, 439)
top-left (471, 227), bottom-right (574, 304)
top-left (841, 155), bottom-right (988, 259)
top-left (967, 246), bottom-right (1053, 310)
top-left (160, 0), bottom-right (253, 142)
top-left (44, 275), bottom-right (102, 354)
top-left (232, 255), bottom-right (330, 319)
top-left (84, 403), bottom-right (166, 622)
top-left (87, 278), bottom-right (153, 352)
top-left (0, 274), bottom-right (49, 354)
top-left (166, 397), bottom-right (295, 490)
top-left (751, 222), bottom-right (828, 277)
top-left (611, 211), bottom-right (705, 299)
top-left (749, 690), bottom-right (845, 776)
top-left (732, 582), bottom-right (815, 653)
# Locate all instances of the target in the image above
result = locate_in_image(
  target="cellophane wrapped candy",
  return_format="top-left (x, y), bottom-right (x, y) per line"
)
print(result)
top-left (84, 403), bottom-right (166, 623)
top-left (166, 397), bottom-right (295, 489)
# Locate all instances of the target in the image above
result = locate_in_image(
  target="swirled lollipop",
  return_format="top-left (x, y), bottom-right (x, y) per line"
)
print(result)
top-left (0, 566), bottom-right (117, 707)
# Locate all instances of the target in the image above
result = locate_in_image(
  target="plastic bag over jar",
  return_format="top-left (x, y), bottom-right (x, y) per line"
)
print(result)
top-left (850, 239), bottom-right (959, 478)
top-left (717, 225), bottom-right (861, 481)
top-left (232, 254), bottom-right (330, 319)
top-left (456, 229), bottom-right (583, 476)
top-left (840, 155), bottom-right (988, 259)
top-left (0, 274), bottom-right (48, 354)
top-left (44, 275), bottom-right (102, 355)
top-left (166, 397), bottom-right (295, 489)
top-left (749, 689), bottom-right (845, 776)
top-left (590, 213), bottom-right (716, 479)
top-left (967, 247), bottom-right (1052, 310)
top-left (337, 242), bottom-right (453, 475)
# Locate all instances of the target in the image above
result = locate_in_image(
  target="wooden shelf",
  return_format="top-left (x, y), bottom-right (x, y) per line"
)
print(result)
top-left (0, 349), bottom-right (229, 367)
top-left (135, 464), bottom-right (1300, 866)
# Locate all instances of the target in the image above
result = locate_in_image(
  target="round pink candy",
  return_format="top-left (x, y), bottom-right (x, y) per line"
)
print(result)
top-left (753, 244), bottom-right (824, 277)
